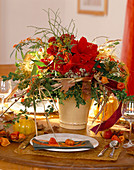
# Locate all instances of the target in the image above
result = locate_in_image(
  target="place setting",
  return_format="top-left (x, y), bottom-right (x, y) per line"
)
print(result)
top-left (11, 98), bottom-right (134, 161)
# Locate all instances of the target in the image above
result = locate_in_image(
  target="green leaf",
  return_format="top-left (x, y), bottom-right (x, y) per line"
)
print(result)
top-left (15, 62), bottom-right (20, 67)
top-left (58, 56), bottom-right (64, 61)
top-left (21, 50), bottom-right (25, 59)
top-left (31, 64), bottom-right (38, 76)
top-left (114, 41), bottom-right (120, 45)
top-left (94, 60), bottom-right (100, 68)
top-left (29, 44), bottom-right (40, 49)
top-left (15, 50), bottom-right (18, 60)
top-left (10, 49), bottom-right (15, 58)
top-left (32, 59), bottom-right (47, 67)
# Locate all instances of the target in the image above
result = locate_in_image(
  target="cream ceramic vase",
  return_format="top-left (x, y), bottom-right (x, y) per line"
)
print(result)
top-left (58, 97), bottom-right (92, 130)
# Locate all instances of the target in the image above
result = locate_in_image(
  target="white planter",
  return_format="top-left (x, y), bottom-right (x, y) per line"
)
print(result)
top-left (58, 97), bottom-right (92, 130)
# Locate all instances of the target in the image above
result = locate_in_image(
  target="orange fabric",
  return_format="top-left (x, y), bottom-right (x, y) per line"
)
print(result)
top-left (121, 0), bottom-right (134, 95)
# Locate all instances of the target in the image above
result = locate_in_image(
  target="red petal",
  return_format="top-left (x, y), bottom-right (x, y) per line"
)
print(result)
top-left (78, 37), bottom-right (88, 53)
top-left (71, 45), bottom-right (79, 53)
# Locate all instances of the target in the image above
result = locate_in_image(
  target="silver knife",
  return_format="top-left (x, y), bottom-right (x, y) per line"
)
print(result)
top-left (98, 143), bottom-right (110, 157)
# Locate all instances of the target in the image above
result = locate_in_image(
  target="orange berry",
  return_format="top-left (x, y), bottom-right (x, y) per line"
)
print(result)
top-left (26, 89), bottom-right (30, 93)
top-left (21, 98), bottom-right (25, 103)
top-left (26, 37), bottom-right (31, 41)
top-left (13, 44), bottom-right (17, 48)
top-left (36, 37), bottom-right (41, 41)
top-left (32, 78), bottom-right (35, 82)
top-left (19, 40), bottom-right (23, 44)
top-left (39, 48), bottom-right (42, 52)
top-left (110, 58), bottom-right (115, 62)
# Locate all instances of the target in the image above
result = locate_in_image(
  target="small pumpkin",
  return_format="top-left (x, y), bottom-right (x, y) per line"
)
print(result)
top-left (13, 118), bottom-right (36, 135)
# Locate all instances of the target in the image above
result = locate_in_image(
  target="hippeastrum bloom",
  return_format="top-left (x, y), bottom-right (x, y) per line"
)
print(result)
top-left (70, 37), bottom-right (99, 73)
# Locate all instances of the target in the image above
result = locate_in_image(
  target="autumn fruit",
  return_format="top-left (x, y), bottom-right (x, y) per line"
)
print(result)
top-left (0, 137), bottom-right (10, 146)
top-left (117, 82), bottom-right (125, 90)
top-left (10, 131), bottom-right (20, 140)
top-left (10, 131), bottom-right (26, 142)
top-left (101, 76), bottom-right (109, 84)
top-left (0, 130), bottom-right (7, 136)
top-left (101, 129), bottom-right (113, 139)
top-left (48, 137), bottom-right (58, 144)
top-left (119, 135), bottom-right (125, 143)
top-left (13, 118), bottom-right (36, 135)
top-left (21, 98), bottom-right (25, 103)
top-left (111, 135), bottom-right (121, 143)
top-left (19, 133), bottom-right (26, 140)
top-left (65, 139), bottom-right (75, 146)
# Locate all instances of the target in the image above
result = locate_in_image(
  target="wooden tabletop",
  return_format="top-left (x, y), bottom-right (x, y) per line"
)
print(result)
top-left (0, 118), bottom-right (134, 170)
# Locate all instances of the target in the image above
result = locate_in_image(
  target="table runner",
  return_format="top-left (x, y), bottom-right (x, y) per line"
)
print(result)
top-left (14, 136), bottom-right (122, 161)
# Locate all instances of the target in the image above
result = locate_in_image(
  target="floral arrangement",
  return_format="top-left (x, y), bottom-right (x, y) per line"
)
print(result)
top-left (2, 9), bottom-right (132, 131)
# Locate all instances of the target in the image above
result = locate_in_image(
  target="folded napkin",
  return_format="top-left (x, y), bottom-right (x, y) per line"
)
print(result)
top-left (32, 138), bottom-right (94, 150)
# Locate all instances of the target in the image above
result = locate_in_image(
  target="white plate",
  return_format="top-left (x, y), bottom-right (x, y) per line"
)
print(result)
top-left (30, 133), bottom-right (99, 152)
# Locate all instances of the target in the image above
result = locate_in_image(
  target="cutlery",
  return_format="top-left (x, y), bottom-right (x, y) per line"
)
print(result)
top-left (20, 133), bottom-right (35, 150)
top-left (98, 143), bottom-right (110, 157)
top-left (109, 140), bottom-right (119, 158)
top-left (20, 141), bottom-right (30, 150)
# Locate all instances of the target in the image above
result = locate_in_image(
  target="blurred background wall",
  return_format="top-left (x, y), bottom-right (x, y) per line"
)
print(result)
top-left (0, 0), bottom-right (127, 64)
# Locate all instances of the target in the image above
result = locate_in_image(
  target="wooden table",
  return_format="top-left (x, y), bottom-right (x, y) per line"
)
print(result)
top-left (0, 118), bottom-right (134, 170)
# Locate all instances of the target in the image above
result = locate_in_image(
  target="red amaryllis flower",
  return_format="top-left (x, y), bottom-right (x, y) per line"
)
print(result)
top-left (71, 37), bottom-right (98, 56)
top-left (47, 45), bottom-right (58, 56)
top-left (71, 37), bottom-right (87, 54)
top-left (69, 55), bottom-right (95, 73)
top-left (67, 53), bottom-right (90, 74)
top-left (70, 37), bottom-right (98, 74)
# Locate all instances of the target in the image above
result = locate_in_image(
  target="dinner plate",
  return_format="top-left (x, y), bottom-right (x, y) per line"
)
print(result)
top-left (30, 133), bottom-right (99, 152)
